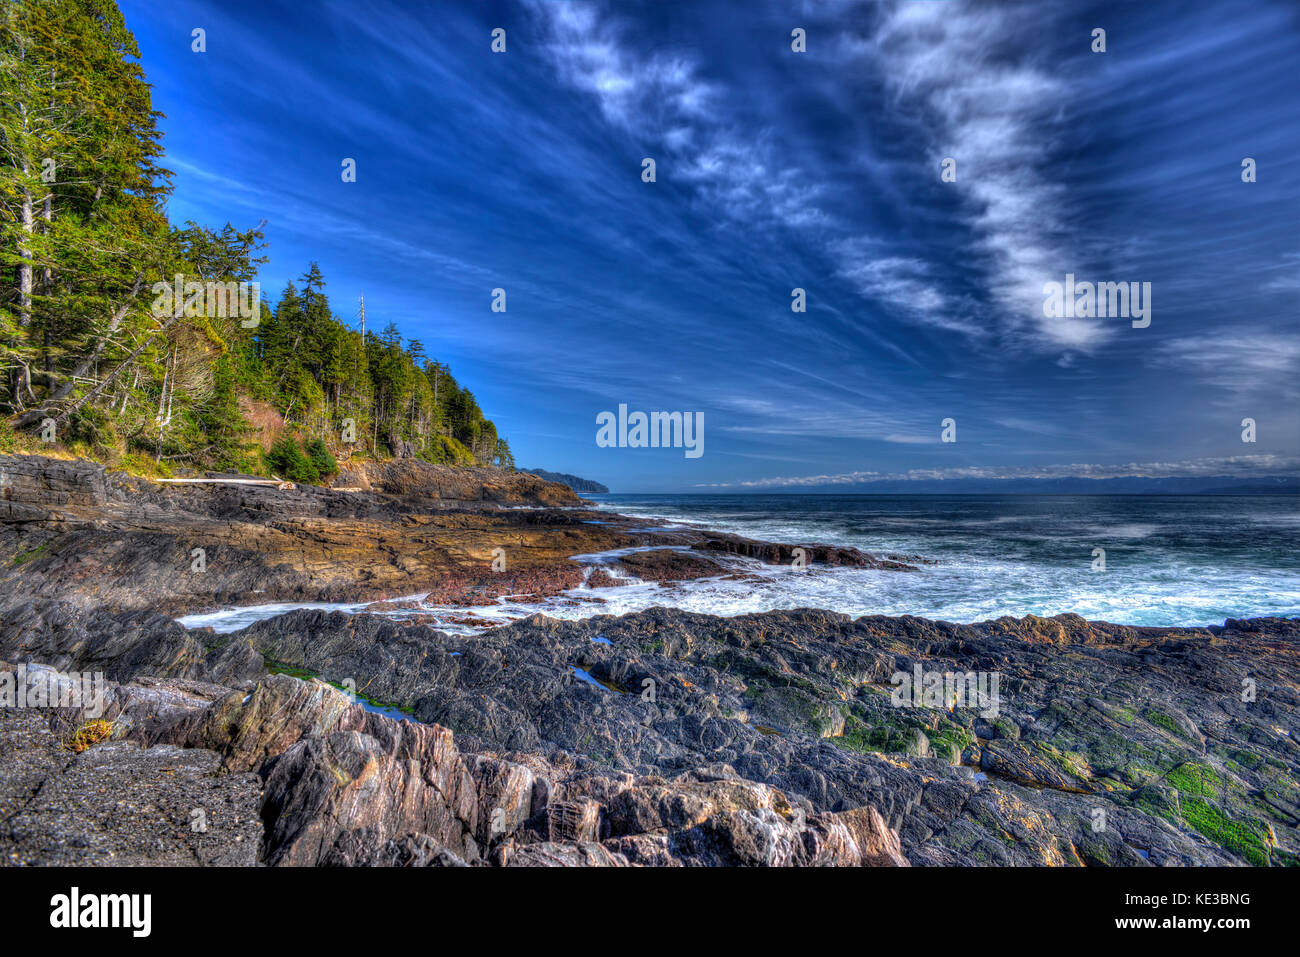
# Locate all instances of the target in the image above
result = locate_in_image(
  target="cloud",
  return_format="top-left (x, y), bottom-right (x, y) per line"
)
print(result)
top-left (993, 417), bottom-right (1071, 437)
top-left (1153, 331), bottom-right (1300, 398)
top-left (882, 433), bottom-right (937, 445)
top-left (1263, 252), bottom-right (1300, 291)
top-left (527, 1), bottom-right (829, 233)
top-left (830, 244), bottom-right (983, 337)
top-left (711, 391), bottom-right (928, 442)
top-left (701, 454), bottom-right (1300, 487)
top-left (837, 1), bottom-right (1105, 352)
top-left (135, 0), bottom-right (1300, 490)
top-left (527, 1), bottom-right (718, 129)
top-left (527, 0), bottom-right (1104, 355)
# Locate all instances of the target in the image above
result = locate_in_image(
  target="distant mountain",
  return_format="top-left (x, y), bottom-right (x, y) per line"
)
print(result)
top-left (1196, 482), bottom-right (1300, 495)
top-left (521, 468), bottom-right (610, 494)
top-left (739, 475), bottom-right (1300, 495)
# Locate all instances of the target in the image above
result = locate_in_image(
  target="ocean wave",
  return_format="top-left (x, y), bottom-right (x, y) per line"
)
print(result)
top-left (179, 496), bottom-right (1300, 634)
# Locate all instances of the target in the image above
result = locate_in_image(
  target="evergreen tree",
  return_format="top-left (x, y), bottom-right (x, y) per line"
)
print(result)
top-left (0, 1), bottom-right (508, 474)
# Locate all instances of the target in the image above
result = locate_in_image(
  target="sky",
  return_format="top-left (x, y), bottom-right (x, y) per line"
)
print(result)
top-left (118, 0), bottom-right (1300, 492)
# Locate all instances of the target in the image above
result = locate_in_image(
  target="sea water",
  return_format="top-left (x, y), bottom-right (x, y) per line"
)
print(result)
top-left (178, 494), bottom-right (1300, 634)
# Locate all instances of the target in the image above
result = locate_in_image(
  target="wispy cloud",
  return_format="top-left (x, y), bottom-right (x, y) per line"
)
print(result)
top-left (1153, 330), bottom-right (1300, 398)
top-left (836, 1), bottom-right (1103, 351)
top-left (528, 1), bottom-right (830, 233)
top-left (124, 0), bottom-right (1300, 491)
top-left (527, 1), bottom-right (718, 129)
top-left (702, 454), bottom-right (1300, 488)
top-left (830, 244), bottom-right (982, 337)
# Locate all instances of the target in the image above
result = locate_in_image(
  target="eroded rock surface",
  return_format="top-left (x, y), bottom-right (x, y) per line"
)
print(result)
top-left (0, 453), bottom-right (905, 615)
top-left (2, 598), bottom-right (1295, 867)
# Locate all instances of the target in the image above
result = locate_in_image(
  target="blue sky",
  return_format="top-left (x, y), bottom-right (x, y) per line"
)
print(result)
top-left (119, 0), bottom-right (1299, 492)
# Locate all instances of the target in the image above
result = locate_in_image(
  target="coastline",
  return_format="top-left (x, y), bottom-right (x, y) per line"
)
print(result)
top-left (1, 453), bottom-right (1297, 867)
top-left (0, 453), bottom-right (913, 621)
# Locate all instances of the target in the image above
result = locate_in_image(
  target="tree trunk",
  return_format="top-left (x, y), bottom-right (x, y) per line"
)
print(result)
top-left (11, 275), bottom-right (149, 428)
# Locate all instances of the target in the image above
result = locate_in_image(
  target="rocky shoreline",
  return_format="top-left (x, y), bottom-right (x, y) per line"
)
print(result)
top-left (1, 454), bottom-right (1297, 867)
top-left (0, 453), bottom-right (906, 619)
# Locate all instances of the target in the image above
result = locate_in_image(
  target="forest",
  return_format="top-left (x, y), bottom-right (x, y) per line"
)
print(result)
top-left (0, 0), bottom-right (512, 480)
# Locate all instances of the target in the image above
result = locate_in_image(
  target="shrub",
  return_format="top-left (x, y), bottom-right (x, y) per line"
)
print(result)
top-left (304, 436), bottom-right (337, 477)
top-left (432, 434), bottom-right (474, 466)
top-left (66, 719), bottom-right (114, 753)
top-left (265, 435), bottom-right (319, 484)
top-left (0, 420), bottom-right (25, 453)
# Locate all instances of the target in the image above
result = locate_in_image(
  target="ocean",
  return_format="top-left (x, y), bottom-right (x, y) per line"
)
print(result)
top-left (179, 493), bottom-right (1300, 634)
top-left (586, 493), bottom-right (1300, 628)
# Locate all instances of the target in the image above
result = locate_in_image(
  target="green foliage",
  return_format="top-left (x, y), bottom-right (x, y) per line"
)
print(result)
top-left (1179, 796), bottom-right (1270, 866)
top-left (11, 541), bottom-right (49, 567)
top-left (1166, 761), bottom-right (1224, 797)
top-left (0, 419), bottom-right (28, 453)
top-left (835, 712), bottom-right (918, 755)
top-left (1163, 761), bottom-right (1272, 865)
top-left (233, 271), bottom-right (505, 468)
top-left (2, 0), bottom-right (173, 432)
top-left (265, 435), bottom-right (319, 485)
top-left (1144, 709), bottom-right (1182, 737)
top-left (304, 436), bottom-right (336, 477)
top-left (929, 725), bottom-right (975, 763)
top-left (197, 354), bottom-right (258, 472)
top-left (433, 433), bottom-right (475, 466)
top-left (65, 404), bottom-right (115, 456)
top-left (0, 2), bottom-right (507, 475)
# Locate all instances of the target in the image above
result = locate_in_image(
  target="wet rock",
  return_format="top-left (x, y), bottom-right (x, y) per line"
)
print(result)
top-left (0, 453), bottom-right (911, 616)
top-left (0, 599), bottom-right (265, 685)
top-left (980, 740), bottom-right (1090, 792)
top-left (1, 482), bottom-right (1295, 868)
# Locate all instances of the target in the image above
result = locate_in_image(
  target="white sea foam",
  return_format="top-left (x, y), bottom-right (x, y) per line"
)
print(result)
top-left (177, 496), bottom-right (1300, 634)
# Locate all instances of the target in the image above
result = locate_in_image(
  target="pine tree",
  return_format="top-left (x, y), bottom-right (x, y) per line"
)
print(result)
top-left (1, 0), bottom-right (173, 426)
top-left (1, 2), bottom-right (508, 473)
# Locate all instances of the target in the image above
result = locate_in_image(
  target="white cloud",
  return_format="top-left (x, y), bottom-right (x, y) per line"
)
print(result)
top-left (882, 433), bottom-right (937, 445)
top-left (1153, 331), bottom-right (1300, 398)
top-left (830, 243), bottom-right (983, 337)
top-left (527, 1), bottom-right (827, 232)
top-left (701, 454), bottom-right (1300, 488)
top-left (840, 1), bottom-right (1105, 352)
top-left (529, 2), bottom-right (717, 129)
